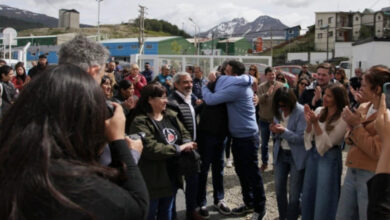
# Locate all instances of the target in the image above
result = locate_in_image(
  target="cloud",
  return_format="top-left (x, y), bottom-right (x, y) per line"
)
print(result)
top-left (273, 0), bottom-right (311, 8)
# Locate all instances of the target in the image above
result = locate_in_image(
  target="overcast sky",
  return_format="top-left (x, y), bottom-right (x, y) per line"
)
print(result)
top-left (2, 0), bottom-right (390, 34)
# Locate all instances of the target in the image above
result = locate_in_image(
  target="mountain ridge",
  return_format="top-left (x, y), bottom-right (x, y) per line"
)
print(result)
top-left (200, 15), bottom-right (289, 40)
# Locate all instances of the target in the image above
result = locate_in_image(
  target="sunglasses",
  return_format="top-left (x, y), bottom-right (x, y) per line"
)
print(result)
top-left (299, 82), bottom-right (309, 86)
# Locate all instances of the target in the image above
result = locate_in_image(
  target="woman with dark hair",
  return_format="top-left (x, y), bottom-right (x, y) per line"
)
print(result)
top-left (113, 79), bottom-right (138, 133)
top-left (0, 65), bottom-right (18, 115)
top-left (11, 62), bottom-right (30, 91)
top-left (294, 76), bottom-right (310, 100)
top-left (302, 84), bottom-right (349, 220)
top-left (276, 72), bottom-right (289, 88)
top-left (0, 64), bottom-right (148, 220)
top-left (129, 82), bottom-right (196, 220)
top-left (335, 68), bottom-right (349, 88)
top-left (337, 65), bottom-right (390, 220)
top-left (270, 87), bottom-right (307, 220)
top-left (100, 75), bottom-right (113, 99)
top-left (248, 64), bottom-right (260, 82)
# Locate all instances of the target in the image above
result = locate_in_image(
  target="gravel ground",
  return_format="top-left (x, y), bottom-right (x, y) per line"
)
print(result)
top-left (183, 142), bottom-right (349, 220)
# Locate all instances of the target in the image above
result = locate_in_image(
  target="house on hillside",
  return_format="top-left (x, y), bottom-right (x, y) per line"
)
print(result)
top-left (285, 25), bottom-right (301, 41)
top-left (375, 7), bottom-right (390, 38)
top-left (352, 9), bottom-right (375, 41)
top-left (314, 11), bottom-right (353, 51)
top-left (216, 37), bottom-right (252, 55)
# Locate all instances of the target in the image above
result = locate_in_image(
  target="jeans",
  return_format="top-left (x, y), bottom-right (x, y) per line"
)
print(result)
top-left (301, 146), bottom-right (342, 220)
top-left (197, 132), bottom-right (226, 206)
top-left (224, 135), bottom-right (232, 159)
top-left (148, 196), bottom-right (175, 220)
top-left (274, 149), bottom-right (304, 220)
top-left (232, 133), bottom-right (266, 213)
top-left (259, 120), bottom-right (271, 165)
top-left (336, 168), bottom-right (375, 220)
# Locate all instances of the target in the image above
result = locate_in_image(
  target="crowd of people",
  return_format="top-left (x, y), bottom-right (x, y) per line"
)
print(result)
top-left (0, 35), bottom-right (390, 220)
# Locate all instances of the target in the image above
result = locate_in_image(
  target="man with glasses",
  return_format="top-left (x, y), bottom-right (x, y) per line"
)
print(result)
top-left (258, 67), bottom-right (284, 172)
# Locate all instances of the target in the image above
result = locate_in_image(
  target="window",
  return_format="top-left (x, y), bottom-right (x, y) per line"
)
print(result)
top-left (131, 44), bottom-right (138, 49)
top-left (328, 31), bottom-right (333, 37)
top-left (355, 16), bottom-right (359, 21)
top-left (328, 17), bottom-right (333, 24)
top-left (355, 31), bottom-right (359, 34)
top-left (339, 32), bottom-right (344, 37)
top-left (318, 33), bottom-right (323, 39)
top-left (378, 29), bottom-right (381, 33)
top-left (378, 15), bottom-right (382, 20)
top-left (117, 45), bottom-right (123, 50)
top-left (318, 19), bottom-right (323, 26)
top-left (145, 44), bottom-right (153, 49)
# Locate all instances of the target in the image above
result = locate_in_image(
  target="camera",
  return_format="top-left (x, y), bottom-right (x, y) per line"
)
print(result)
top-left (128, 132), bottom-right (146, 140)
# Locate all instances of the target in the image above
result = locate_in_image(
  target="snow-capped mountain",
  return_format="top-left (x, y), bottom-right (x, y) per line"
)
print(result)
top-left (200, 15), bottom-right (288, 40)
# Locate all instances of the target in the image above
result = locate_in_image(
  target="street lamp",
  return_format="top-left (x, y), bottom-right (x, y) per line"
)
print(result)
top-left (188, 17), bottom-right (200, 55)
top-left (96, 0), bottom-right (103, 41)
top-left (320, 25), bottom-right (330, 60)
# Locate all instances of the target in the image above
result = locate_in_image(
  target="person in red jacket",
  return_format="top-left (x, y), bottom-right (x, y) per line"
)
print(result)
top-left (125, 63), bottom-right (147, 98)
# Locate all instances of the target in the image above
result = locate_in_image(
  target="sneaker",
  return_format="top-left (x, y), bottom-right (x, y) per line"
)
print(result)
top-left (226, 159), bottom-right (233, 168)
top-left (251, 210), bottom-right (267, 220)
top-left (214, 200), bottom-right (231, 215)
top-left (260, 163), bottom-right (268, 172)
top-left (231, 204), bottom-right (254, 215)
top-left (198, 206), bottom-right (210, 219)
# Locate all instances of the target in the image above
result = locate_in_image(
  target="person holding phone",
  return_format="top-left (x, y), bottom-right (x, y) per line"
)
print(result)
top-left (337, 65), bottom-right (390, 220)
top-left (367, 93), bottom-right (390, 219)
top-left (0, 65), bottom-right (149, 220)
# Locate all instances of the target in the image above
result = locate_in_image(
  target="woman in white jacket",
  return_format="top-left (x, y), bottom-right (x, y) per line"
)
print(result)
top-left (301, 84), bottom-right (349, 220)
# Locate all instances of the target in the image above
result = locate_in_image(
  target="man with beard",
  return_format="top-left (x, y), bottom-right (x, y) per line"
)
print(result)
top-left (28, 54), bottom-right (48, 79)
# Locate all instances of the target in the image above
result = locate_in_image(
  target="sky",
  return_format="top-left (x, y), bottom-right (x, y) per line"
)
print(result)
top-left (2, 0), bottom-right (390, 35)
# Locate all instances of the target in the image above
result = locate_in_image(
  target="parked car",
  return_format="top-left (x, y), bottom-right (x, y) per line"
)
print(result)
top-left (274, 65), bottom-right (304, 76)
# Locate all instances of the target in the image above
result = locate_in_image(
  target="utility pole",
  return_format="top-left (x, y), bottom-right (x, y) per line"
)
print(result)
top-left (96, 0), bottom-right (103, 41)
top-left (270, 27), bottom-right (273, 60)
top-left (326, 25), bottom-right (329, 61)
top-left (138, 5), bottom-right (147, 55)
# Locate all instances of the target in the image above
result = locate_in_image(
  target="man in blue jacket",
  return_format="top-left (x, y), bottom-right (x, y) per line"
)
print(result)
top-left (202, 60), bottom-right (266, 220)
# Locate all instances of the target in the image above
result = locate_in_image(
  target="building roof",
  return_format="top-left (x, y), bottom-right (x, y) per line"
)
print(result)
top-left (100, 36), bottom-right (180, 44)
top-left (260, 36), bottom-right (285, 40)
top-left (285, 25), bottom-right (301, 30)
top-left (60, 9), bottom-right (79, 13)
top-left (186, 38), bottom-right (213, 43)
top-left (218, 37), bottom-right (245, 43)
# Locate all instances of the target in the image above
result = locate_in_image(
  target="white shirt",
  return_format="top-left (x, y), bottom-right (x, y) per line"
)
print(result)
top-left (366, 104), bottom-right (377, 119)
top-left (175, 90), bottom-right (197, 140)
top-left (280, 113), bottom-right (290, 150)
top-left (304, 107), bottom-right (347, 156)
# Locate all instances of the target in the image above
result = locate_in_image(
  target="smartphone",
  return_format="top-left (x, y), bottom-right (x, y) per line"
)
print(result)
top-left (383, 82), bottom-right (390, 109)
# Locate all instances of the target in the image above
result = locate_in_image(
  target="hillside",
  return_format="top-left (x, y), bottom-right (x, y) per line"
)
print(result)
top-left (260, 26), bottom-right (315, 65)
top-left (18, 24), bottom-right (175, 38)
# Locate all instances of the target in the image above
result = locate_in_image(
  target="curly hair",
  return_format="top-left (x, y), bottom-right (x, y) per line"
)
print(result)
top-left (58, 35), bottom-right (109, 71)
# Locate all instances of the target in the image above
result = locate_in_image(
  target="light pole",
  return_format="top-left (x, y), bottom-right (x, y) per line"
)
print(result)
top-left (188, 17), bottom-right (200, 55)
top-left (320, 25), bottom-right (330, 61)
top-left (96, 0), bottom-right (103, 41)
